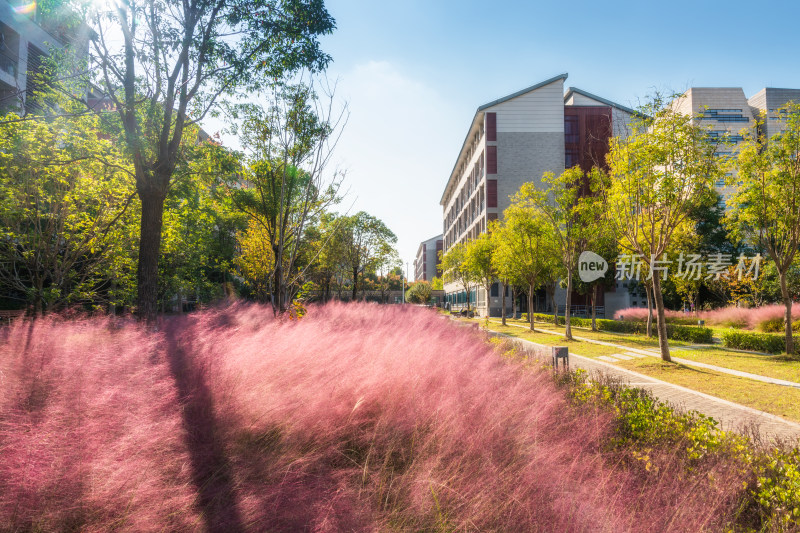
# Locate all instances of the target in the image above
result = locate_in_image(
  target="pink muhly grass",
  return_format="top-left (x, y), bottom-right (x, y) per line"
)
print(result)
top-left (613, 307), bottom-right (686, 321)
top-left (0, 316), bottom-right (200, 532)
top-left (616, 303), bottom-right (800, 330)
top-left (1, 303), bottom-right (750, 531)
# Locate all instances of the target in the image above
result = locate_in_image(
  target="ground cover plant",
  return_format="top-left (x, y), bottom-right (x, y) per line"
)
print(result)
top-left (2, 303), bottom-right (800, 531)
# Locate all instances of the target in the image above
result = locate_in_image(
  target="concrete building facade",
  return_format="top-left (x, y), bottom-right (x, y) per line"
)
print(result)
top-left (414, 234), bottom-right (442, 282)
top-left (0, 0), bottom-right (87, 113)
top-left (440, 73), bottom-right (637, 318)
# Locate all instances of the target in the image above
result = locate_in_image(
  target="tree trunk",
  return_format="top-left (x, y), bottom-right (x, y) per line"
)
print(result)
top-left (352, 267), bottom-right (359, 301)
top-left (512, 287), bottom-right (518, 320)
top-left (645, 282), bottom-right (654, 337)
top-left (779, 270), bottom-right (796, 356)
top-left (136, 190), bottom-right (166, 323)
top-left (501, 280), bottom-right (507, 326)
top-left (591, 284), bottom-right (598, 331)
top-left (651, 273), bottom-right (672, 362)
top-left (564, 270), bottom-right (573, 340)
top-left (547, 283), bottom-right (557, 326)
top-left (528, 284), bottom-right (535, 332)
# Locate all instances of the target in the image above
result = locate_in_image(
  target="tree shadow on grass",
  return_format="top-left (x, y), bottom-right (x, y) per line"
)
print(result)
top-left (164, 317), bottom-right (245, 533)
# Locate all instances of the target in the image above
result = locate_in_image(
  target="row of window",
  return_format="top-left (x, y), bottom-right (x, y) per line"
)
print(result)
top-left (700, 109), bottom-right (749, 123)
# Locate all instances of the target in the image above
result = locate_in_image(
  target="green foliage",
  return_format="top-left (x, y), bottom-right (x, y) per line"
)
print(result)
top-left (755, 447), bottom-right (800, 529)
top-left (463, 231), bottom-right (497, 304)
top-left (440, 242), bottom-right (476, 309)
top-left (430, 276), bottom-right (444, 291)
top-left (721, 330), bottom-right (793, 355)
top-left (221, 85), bottom-right (344, 312)
top-left (85, 0), bottom-right (336, 319)
top-left (605, 94), bottom-right (724, 360)
top-left (526, 313), bottom-right (713, 342)
top-left (758, 317), bottom-right (800, 333)
top-left (556, 367), bottom-right (800, 529)
top-left (406, 281), bottom-right (433, 305)
top-left (337, 211), bottom-right (398, 300)
top-left (0, 111), bottom-right (137, 313)
top-left (728, 103), bottom-right (800, 354)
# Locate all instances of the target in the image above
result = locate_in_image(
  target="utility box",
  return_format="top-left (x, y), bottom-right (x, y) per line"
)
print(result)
top-left (552, 346), bottom-right (569, 371)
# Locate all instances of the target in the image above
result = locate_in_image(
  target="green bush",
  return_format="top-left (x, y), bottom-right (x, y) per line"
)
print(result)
top-left (721, 330), bottom-right (790, 354)
top-left (758, 317), bottom-right (800, 333)
top-left (557, 367), bottom-right (800, 529)
top-left (525, 313), bottom-right (713, 343)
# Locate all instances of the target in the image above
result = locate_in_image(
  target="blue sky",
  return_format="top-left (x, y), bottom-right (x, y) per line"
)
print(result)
top-left (290, 0), bottom-right (800, 273)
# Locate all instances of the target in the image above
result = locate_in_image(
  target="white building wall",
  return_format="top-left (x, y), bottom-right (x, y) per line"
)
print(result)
top-left (488, 79), bottom-right (565, 133)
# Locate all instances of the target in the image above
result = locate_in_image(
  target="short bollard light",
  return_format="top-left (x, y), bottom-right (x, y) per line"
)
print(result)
top-left (552, 346), bottom-right (569, 371)
top-left (698, 320), bottom-right (705, 326)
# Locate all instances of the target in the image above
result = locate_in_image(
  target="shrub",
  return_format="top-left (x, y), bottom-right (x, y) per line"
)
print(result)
top-left (758, 317), bottom-right (800, 333)
top-left (528, 312), bottom-right (713, 343)
top-left (721, 330), bottom-right (790, 354)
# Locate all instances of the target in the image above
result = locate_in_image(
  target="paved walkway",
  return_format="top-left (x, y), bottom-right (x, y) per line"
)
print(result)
top-left (495, 320), bottom-right (800, 389)
top-left (487, 327), bottom-right (800, 443)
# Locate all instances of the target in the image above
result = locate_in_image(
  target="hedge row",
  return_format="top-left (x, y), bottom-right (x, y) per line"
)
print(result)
top-left (525, 313), bottom-right (714, 344)
top-left (721, 330), bottom-right (793, 354)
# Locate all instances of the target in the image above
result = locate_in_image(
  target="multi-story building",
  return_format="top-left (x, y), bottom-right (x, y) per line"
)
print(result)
top-left (440, 73), bottom-right (637, 317)
top-left (748, 87), bottom-right (800, 137)
top-left (671, 87), bottom-right (800, 211)
top-left (414, 234), bottom-right (443, 282)
top-left (670, 88), bottom-right (757, 209)
top-left (0, 0), bottom-right (88, 114)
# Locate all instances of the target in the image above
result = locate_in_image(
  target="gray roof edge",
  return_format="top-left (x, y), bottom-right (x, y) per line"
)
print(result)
top-left (440, 73), bottom-right (569, 205)
top-left (565, 87), bottom-right (638, 115)
top-left (477, 73), bottom-right (568, 112)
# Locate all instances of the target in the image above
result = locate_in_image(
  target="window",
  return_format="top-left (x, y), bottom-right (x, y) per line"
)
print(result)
top-left (701, 109), bottom-right (749, 122)
top-left (564, 115), bottom-right (579, 144)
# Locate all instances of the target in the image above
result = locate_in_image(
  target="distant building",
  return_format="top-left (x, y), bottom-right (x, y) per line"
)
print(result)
top-left (671, 87), bottom-right (800, 210)
top-left (440, 73), bottom-right (637, 317)
top-left (414, 234), bottom-right (442, 282)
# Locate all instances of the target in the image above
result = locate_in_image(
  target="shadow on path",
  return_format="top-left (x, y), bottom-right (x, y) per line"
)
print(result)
top-left (164, 318), bottom-right (245, 533)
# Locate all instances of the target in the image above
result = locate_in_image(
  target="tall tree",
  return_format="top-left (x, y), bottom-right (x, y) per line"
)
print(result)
top-left (339, 212), bottom-right (397, 300)
top-left (728, 104), bottom-right (800, 355)
top-left (440, 242), bottom-right (475, 311)
top-left (464, 231), bottom-right (497, 320)
top-left (88, 0), bottom-right (335, 321)
top-left (605, 95), bottom-right (722, 362)
top-left (522, 167), bottom-right (604, 340)
top-left (492, 203), bottom-right (556, 331)
top-left (223, 84), bottom-right (343, 313)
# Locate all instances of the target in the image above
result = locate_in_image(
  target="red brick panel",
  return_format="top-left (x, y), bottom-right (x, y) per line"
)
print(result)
top-left (487, 179), bottom-right (497, 208)
top-left (486, 112), bottom-right (496, 141)
top-left (487, 145), bottom-right (497, 174)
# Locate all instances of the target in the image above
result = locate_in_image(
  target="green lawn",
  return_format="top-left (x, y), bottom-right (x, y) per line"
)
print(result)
top-left (451, 315), bottom-right (800, 422)
top-left (489, 318), bottom-right (800, 384)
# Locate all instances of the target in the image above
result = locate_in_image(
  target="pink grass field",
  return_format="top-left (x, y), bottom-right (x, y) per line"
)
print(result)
top-left (615, 303), bottom-right (800, 330)
top-left (1, 303), bottom-right (747, 531)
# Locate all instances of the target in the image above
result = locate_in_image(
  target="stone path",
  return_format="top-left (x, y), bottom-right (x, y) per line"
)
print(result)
top-left (485, 326), bottom-right (800, 443)
top-left (495, 320), bottom-right (800, 389)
